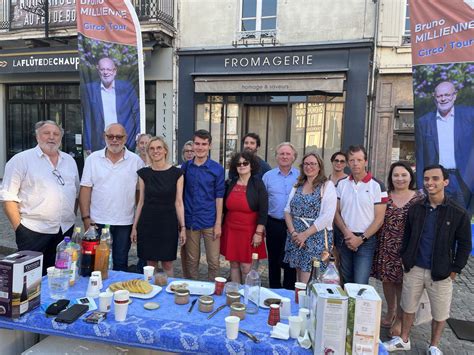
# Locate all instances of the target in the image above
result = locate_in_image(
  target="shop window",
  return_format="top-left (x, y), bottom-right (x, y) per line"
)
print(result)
top-left (240, 0), bottom-right (277, 39)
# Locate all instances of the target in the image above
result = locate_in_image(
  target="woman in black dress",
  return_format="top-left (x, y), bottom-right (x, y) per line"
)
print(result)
top-left (131, 137), bottom-right (186, 276)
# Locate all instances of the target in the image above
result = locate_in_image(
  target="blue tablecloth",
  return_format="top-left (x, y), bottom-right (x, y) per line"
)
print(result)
top-left (0, 271), bottom-right (311, 354)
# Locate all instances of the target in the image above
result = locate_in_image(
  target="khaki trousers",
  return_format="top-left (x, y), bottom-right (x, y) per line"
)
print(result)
top-left (184, 228), bottom-right (220, 281)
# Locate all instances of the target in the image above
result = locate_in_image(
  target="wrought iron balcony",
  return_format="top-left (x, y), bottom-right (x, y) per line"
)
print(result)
top-left (0, 0), bottom-right (174, 31)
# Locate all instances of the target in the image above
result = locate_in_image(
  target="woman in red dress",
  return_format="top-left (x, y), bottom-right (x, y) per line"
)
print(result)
top-left (221, 151), bottom-right (268, 283)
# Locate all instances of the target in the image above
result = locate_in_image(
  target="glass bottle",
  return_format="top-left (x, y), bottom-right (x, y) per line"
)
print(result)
top-left (306, 258), bottom-right (321, 296)
top-left (104, 225), bottom-right (113, 270)
top-left (321, 257), bottom-right (340, 285)
top-left (244, 253), bottom-right (260, 314)
top-left (19, 275), bottom-right (29, 314)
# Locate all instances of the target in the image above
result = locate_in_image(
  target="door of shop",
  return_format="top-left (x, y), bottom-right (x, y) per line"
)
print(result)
top-left (245, 105), bottom-right (288, 167)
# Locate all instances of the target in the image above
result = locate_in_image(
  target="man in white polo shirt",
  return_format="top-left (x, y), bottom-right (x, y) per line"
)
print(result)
top-left (79, 123), bottom-right (144, 271)
top-left (0, 120), bottom-right (79, 274)
top-left (334, 145), bottom-right (387, 284)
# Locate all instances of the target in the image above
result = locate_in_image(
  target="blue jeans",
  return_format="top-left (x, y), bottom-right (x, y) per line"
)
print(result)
top-left (337, 233), bottom-right (377, 285)
top-left (97, 224), bottom-right (132, 272)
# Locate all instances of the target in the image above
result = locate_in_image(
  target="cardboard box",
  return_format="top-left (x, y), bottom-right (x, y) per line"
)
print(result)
top-left (309, 283), bottom-right (348, 355)
top-left (0, 251), bottom-right (43, 318)
top-left (344, 283), bottom-right (382, 355)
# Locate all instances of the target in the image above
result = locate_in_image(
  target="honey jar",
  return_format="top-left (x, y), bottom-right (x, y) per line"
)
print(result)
top-left (174, 289), bottom-right (190, 305)
top-left (198, 295), bottom-right (214, 313)
top-left (230, 302), bottom-right (246, 320)
top-left (226, 291), bottom-right (241, 306)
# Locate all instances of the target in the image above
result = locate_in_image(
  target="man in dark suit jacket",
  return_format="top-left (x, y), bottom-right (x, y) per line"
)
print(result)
top-left (82, 57), bottom-right (140, 153)
top-left (415, 81), bottom-right (474, 214)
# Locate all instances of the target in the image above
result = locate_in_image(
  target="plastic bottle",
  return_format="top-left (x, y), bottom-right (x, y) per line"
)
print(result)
top-left (244, 253), bottom-right (261, 314)
top-left (306, 258), bottom-right (321, 297)
top-left (67, 227), bottom-right (82, 286)
top-left (321, 257), bottom-right (340, 285)
top-left (53, 236), bottom-right (72, 297)
top-left (104, 225), bottom-right (113, 270)
top-left (80, 226), bottom-right (99, 277)
top-left (94, 228), bottom-right (110, 280)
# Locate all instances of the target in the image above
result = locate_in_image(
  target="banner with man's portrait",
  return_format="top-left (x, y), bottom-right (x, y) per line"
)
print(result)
top-left (409, 0), bottom-right (474, 214)
top-left (76, 0), bottom-right (144, 153)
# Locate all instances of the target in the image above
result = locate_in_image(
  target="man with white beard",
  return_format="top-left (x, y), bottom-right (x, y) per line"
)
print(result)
top-left (0, 120), bottom-right (80, 274)
top-left (79, 123), bottom-right (144, 271)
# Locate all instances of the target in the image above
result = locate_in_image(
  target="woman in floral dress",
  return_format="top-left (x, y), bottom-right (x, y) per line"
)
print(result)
top-left (283, 152), bottom-right (337, 283)
top-left (372, 161), bottom-right (423, 336)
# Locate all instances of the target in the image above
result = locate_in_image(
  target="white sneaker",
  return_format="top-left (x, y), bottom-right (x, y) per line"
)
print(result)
top-left (427, 346), bottom-right (443, 355)
top-left (383, 336), bottom-right (411, 352)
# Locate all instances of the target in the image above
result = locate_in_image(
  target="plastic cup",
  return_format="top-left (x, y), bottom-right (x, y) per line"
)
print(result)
top-left (91, 271), bottom-right (103, 289)
top-left (298, 308), bottom-right (310, 336)
top-left (214, 277), bottom-right (226, 296)
top-left (298, 290), bottom-right (308, 309)
top-left (86, 275), bottom-right (101, 298)
top-left (143, 266), bottom-right (155, 283)
top-left (294, 282), bottom-right (306, 303)
top-left (280, 297), bottom-right (291, 319)
top-left (114, 290), bottom-right (130, 321)
top-left (288, 315), bottom-right (303, 339)
top-left (225, 315), bottom-right (240, 340)
top-left (99, 291), bottom-right (113, 312)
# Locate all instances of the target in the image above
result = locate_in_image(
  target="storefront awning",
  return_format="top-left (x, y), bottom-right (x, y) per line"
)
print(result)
top-left (194, 73), bottom-right (346, 93)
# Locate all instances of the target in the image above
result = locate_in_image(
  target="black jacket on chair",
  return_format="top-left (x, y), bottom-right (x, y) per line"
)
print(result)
top-left (224, 176), bottom-right (268, 226)
top-left (401, 196), bottom-right (472, 281)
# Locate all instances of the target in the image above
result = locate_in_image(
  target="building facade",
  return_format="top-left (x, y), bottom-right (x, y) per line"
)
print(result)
top-left (0, 0), bottom-right (176, 176)
top-left (176, 0), bottom-right (377, 169)
top-left (371, 0), bottom-right (414, 183)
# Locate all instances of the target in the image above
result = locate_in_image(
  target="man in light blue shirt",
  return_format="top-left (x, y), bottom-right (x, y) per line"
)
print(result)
top-left (263, 142), bottom-right (299, 289)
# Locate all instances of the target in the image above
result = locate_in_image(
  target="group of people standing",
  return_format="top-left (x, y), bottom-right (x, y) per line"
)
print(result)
top-left (0, 120), bottom-right (472, 355)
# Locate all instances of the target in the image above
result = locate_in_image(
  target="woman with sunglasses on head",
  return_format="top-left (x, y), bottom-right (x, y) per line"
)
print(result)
top-left (283, 152), bottom-right (337, 283)
top-left (371, 161), bottom-right (423, 336)
top-left (220, 151), bottom-right (268, 283)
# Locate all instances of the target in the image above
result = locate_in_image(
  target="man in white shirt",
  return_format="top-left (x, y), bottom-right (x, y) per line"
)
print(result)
top-left (79, 123), bottom-right (144, 271)
top-left (0, 120), bottom-right (80, 274)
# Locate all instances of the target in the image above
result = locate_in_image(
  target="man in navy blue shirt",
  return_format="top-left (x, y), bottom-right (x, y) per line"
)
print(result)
top-left (384, 164), bottom-right (471, 354)
top-left (181, 130), bottom-right (225, 281)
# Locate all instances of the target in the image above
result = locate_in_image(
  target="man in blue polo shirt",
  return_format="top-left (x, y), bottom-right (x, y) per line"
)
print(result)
top-left (182, 130), bottom-right (225, 281)
top-left (263, 142), bottom-right (299, 289)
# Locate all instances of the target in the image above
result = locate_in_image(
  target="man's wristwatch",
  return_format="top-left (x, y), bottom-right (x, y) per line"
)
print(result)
top-left (361, 234), bottom-right (369, 243)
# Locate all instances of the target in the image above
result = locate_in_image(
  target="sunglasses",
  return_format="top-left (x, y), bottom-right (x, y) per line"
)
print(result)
top-left (52, 169), bottom-right (65, 186)
top-left (237, 161), bottom-right (250, 167)
top-left (333, 159), bottom-right (346, 163)
top-left (105, 134), bottom-right (125, 141)
top-left (303, 162), bottom-right (319, 167)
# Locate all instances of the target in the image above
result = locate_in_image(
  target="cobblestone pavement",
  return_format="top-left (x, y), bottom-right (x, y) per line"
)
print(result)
top-left (0, 208), bottom-right (472, 354)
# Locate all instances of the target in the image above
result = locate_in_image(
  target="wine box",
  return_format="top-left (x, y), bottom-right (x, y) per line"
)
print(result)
top-left (0, 251), bottom-right (43, 318)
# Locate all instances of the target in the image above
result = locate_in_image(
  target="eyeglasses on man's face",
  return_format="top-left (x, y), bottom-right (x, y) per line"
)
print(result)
top-left (105, 134), bottom-right (125, 141)
top-left (52, 169), bottom-right (65, 185)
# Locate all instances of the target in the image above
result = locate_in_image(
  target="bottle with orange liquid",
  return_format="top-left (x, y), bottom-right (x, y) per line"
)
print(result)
top-left (94, 228), bottom-right (110, 280)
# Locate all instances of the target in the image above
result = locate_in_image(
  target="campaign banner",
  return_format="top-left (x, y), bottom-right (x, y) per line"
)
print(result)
top-left (410, 0), bottom-right (474, 214)
top-left (77, 0), bottom-right (145, 153)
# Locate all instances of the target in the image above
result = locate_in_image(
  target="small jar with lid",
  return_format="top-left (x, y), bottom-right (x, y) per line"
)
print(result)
top-left (174, 289), bottom-right (190, 305)
top-left (226, 291), bottom-right (241, 306)
top-left (230, 302), bottom-right (246, 320)
top-left (198, 295), bottom-right (214, 313)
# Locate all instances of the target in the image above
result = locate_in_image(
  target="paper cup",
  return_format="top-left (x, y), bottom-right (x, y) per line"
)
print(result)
top-left (225, 315), bottom-right (240, 340)
top-left (288, 315), bottom-right (303, 339)
top-left (91, 271), bottom-right (103, 289)
top-left (86, 275), bottom-right (101, 298)
top-left (99, 291), bottom-right (113, 312)
top-left (214, 277), bottom-right (226, 296)
top-left (143, 266), bottom-right (155, 283)
top-left (114, 290), bottom-right (130, 322)
top-left (294, 282), bottom-right (306, 303)
top-left (298, 308), bottom-right (310, 336)
top-left (280, 297), bottom-right (291, 319)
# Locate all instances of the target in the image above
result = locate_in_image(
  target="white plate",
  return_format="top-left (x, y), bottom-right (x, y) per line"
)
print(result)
top-left (166, 280), bottom-right (215, 295)
top-left (239, 287), bottom-right (283, 308)
top-left (106, 284), bottom-right (162, 299)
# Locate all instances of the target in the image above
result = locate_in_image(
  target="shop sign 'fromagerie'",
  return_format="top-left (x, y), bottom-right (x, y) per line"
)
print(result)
top-left (224, 54), bottom-right (313, 68)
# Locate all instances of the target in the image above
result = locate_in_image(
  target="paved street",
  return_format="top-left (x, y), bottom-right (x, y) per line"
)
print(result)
top-left (0, 208), bottom-right (472, 354)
